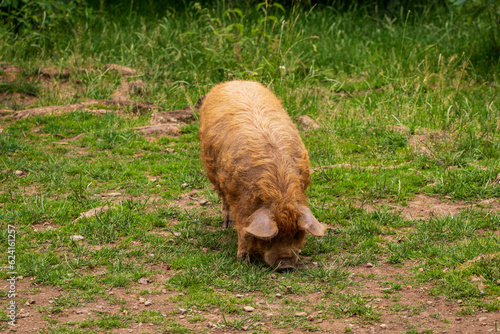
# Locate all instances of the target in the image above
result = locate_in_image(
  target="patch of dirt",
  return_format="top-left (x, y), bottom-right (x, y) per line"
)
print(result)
top-left (39, 67), bottom-right (71, 79)
top-left (408, 132), bottom-right (448, 157)
top-left (3, 261), bottom-right (498, 333)
top-left (6, 99), bottom-right (161, 120)
top-left (311, 162), bottom-right (411, 173)
top-left (135, 101), bottom-right (200, 137)
top-left (1, 63), bottom-right (204, 140)
top-left (345, 262), bottom-right (500, 333)
top-left (134, 123), bottom-right (181, 136)
top-left (385, 125), bottom-right (452, 157)
top-left (111, 78), bottom-right (145, 102)
top-left (173, 189), bottom-right (206, 210)
top-left (0, 92), bottom-right (38, 109)
top-left (2, 273), bottom-right (178, 334)
top-left (0, 63), bottom-right (22, 75)
top-left (361, 194), bottom-right (500, 220)
top-left (103, 63), bottom-right (138, 76)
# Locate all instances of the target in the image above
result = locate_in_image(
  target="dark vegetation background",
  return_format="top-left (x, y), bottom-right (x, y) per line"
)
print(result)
top-left (0, 0), bottom-right (499, 78)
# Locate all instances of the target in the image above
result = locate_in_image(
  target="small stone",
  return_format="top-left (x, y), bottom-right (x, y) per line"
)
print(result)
top-left (138, 277), bottom-right (151, 285)
top-left (207, 321), bottom-right (213, 328)
top-left (317, 311), bottom-right (323, 314)
top-left (18, 313), bottom-right (30, 318)
top-left (295, 312), bottom-right (308, 317)
top-left (266, 313), bottom-right (274, 317)
top-left (122, 310), bottom-right (128, 315)
top-left (479, 317), bottom-right (487, 322)
top-left (104, 192), bottom-right (121, 197)
top-left (243, 306), bottom-right (255, 312)
top-left (179, 315), bottom-right (185, 319)
top-left (17, 276), bottom-right (24, 280)
top-left (144, 301), bottom-right (152, 306)
top-left (457, 300), bottom-right (463, 304)
top-left (312, 262), bottom-right (318, 266)
top-left (181, 183), bottom-right (188, 188)
top-left (236, 294), bottom-right (244, 298)
top-left (380, 324), bottom-right (387, 329)
top-left (275, 293), bottom-right (282, 298)
top-left (166, 148), bottom-right (175, 153)
top-left (270, 274), bottom-right (277, 279)
top-left (202, 247), bottom-right (208, 253)
top-left (138, 297), bottom-right (146, 303)
top-left (199, 200), bottom-right (209, 206)
top-left (14, 170), bottom-right (26, 177)
top-left (75, 309), bottom-right (87, 314)
top-left (418, 267), bottom-right (424, 272)
top-left (297, 115), bottom-right (320, 130)
top-left (242, 326), bottom-right (249, 331)
top-left (173, 232), bottom-right (181, 236)
top-left (456, 317), bottom-right (462, 321)
top-left (366, 263), bottom-right (373, 268)
top-left (178, 308), bottom-right (187, 314)
top-left (307, 315), bottom-right (314, 321)
top-left (76, 206), bottom-right (113, 220)
top-left (25, 299), bottom-right (35, 306)
top-left (70, 235), bottom-right (85, 241)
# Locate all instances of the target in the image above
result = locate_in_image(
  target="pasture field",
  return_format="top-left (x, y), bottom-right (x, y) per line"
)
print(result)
top-left (0, 1), bottom-right (499, 333)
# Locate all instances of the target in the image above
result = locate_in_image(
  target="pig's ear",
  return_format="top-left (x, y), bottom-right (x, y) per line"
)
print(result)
top-left (298, 206), bottom-right (326, 237)
top-left (244, 207), bottom-right (278, 239)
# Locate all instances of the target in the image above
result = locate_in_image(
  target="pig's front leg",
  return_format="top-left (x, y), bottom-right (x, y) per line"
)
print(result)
top-left (236, 228), bottom-right (250, 261)
top-left (222, 198), bottom-right (234, 229)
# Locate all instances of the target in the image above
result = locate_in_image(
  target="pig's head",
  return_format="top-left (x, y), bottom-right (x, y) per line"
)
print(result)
top-left (244, 205), bottom-right (326, 270)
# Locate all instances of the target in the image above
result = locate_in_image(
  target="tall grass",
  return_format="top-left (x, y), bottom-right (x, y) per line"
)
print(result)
top-left (1, 2), bottom-right (497, 80)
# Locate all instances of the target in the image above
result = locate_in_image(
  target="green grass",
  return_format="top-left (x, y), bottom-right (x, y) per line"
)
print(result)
top-left (0, 1), bottom-right (499, 333)
top-left (0, 81), bottom-right (39, 96)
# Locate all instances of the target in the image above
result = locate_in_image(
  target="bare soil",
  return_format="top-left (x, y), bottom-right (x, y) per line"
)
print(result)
top-left (361, 194), bottom-right (500, 220)
top-left (4, 261), bottom-right (498, 333)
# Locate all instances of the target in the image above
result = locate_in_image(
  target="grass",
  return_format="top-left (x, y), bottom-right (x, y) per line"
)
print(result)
top-left (0, 1), bottom-right (499, 333)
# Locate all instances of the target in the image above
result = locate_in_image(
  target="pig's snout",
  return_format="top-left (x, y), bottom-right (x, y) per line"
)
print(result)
top-left (273, 258), bottom-right (297, 271)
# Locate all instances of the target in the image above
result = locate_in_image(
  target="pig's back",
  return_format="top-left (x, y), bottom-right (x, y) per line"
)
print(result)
top-left (199, 81), bottom-right (310, 203)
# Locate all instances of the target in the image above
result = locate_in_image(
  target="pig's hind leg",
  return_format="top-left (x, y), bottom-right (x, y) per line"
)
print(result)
top-left (222, 198), bottom-right (234, 229)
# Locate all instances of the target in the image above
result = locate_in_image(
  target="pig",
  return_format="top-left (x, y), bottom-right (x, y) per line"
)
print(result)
top-left (199, 80), bottom-right (326, 270)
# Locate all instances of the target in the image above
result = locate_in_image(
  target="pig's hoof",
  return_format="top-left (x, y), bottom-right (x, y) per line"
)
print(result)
top-left (237, 252), bottom-right (249, 262)
top-left (222, 218), bottom-right (234, 229)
